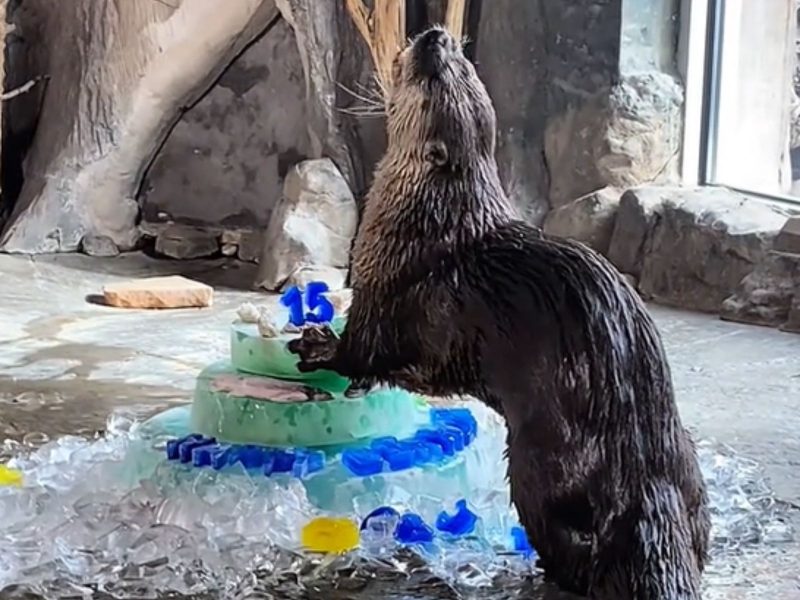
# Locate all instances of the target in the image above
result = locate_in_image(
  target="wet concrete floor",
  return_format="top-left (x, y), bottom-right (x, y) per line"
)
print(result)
top-left (0, 252), bottom-right (799, 597)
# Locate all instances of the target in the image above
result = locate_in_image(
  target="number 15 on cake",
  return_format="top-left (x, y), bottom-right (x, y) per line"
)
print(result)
top-left (280, 281), bottom-right (335, 327)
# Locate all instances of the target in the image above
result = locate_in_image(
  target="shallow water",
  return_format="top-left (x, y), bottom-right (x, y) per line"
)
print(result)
top-left (0, 405), bottom-right (796, 600)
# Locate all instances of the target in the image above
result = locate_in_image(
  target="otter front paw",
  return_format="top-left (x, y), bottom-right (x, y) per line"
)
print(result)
top-left (287, 324), bottom-right (339, 373)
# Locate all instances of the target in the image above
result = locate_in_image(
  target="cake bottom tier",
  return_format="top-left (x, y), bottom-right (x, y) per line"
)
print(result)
top-left (126, 401), bottom-right (513, 524)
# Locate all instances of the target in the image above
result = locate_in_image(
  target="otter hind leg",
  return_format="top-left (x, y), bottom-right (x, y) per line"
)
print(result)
top-left (512, 492), bottom-right (594, 596)
top-left (684, 446), bottom-right (712, 573)
top-left (533, 521), bottom-right (593, 596)
top-left (590, 483), bottom-right (702, 600)
top-left (688, 493), bottom-right (711, 574)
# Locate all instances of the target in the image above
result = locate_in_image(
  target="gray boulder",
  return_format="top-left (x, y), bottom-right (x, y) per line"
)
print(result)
top-left (721, 252), bottom-right (800, 328)
top-left (607, 186), bottom-right (791, 312)
top-left (80, 234), bottom-right (120, 258)
top-left (256, 158), bottom-right (357, 291)
top-left (543, 187), bottom-right (621, 255)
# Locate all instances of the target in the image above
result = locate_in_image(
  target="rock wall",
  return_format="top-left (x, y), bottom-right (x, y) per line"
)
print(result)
top-left (274, 0), bottom-right (385, 200)
top-left (722, 216), bottom-right (800, 332)
top-left (621, 0), bottom-right (680, 73)
top-left (0, 0), bottom-right (279, 253)
top-left (138, 0), bottom-right (684, 236)
top-left (538, 1), bottom-right (800, 333)
top-left (475, 0), bottom-right (683, 222)
top-left (0, 1), bottom-right (383, 254)
top-left (544, 71), bottom-right (683, 211)
top-left (140, 18), bottom-right (310, 229)
top-left (0, 0), bottom-right (687, 255)
top-left (601, 186), bottom-right (795, 315)
top-left (139, 1), bottom-right (389, 231)
top-left (545, 181), bottom-right (799, 328)
top-left (473, 0), bottom-right (551, 222)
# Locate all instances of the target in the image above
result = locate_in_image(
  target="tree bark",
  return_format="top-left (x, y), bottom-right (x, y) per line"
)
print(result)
top-left (444, 0), bottom-right (466, 40)
top-left (0, 0), bottom-right (277, 253)
top-left (344, 0), bottom-right (405, 92)
top-left (275, 0), bottom-right (385, 199)
top-left (0, 0), bottom-right (6, 216)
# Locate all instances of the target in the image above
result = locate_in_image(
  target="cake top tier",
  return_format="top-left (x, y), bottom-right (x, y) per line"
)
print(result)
top-left (235, 281), bottom-right (351, 338)
top-left (231, 281), bottom-right (351, 382)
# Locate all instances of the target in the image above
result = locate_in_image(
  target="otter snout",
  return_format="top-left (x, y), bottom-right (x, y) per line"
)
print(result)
top-left (412, 27), bottom-right (459, 78)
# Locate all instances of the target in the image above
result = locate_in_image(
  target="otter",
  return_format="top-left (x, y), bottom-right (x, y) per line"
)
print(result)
top-left (289, 26), bottom-right (710, 600)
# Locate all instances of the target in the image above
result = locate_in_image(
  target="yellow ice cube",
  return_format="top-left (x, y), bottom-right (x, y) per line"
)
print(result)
top-left (0, 465), bottom-right (23, 487)
top-left (301, 517), bottom-right (359, 554)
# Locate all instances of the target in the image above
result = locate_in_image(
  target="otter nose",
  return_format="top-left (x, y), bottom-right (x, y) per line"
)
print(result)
top-left (413, 28), bottom-right (457, 77)
top-left (420, 28), bottom-right (456, 52)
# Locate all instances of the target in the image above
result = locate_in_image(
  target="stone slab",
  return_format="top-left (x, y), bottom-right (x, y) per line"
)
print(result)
top-left (102, 275), bottom-right (213, 309)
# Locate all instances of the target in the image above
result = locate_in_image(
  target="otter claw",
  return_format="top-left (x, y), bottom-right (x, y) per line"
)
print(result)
top-left (301, 324), bottom-right (337, 344)
top-left (286, 338), bottom-right (304, 355)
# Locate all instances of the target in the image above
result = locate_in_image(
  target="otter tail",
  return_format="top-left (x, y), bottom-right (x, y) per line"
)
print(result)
top-left (590, 480), bottom-right (703, 600)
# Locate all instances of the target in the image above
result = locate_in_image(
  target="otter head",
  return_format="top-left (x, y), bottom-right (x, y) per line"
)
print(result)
top-left (386, 27), bottom-right (497, 171)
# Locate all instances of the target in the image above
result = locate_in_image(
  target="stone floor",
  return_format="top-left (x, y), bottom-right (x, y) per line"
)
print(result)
top-left (1, 252), bottom-right (799, 597)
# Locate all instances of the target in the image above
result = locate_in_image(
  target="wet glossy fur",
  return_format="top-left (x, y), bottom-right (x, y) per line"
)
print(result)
top-left (289, 27), bottom-right (710, 599)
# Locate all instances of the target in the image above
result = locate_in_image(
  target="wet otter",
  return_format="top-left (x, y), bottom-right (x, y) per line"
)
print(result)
top-left (289, 26), bottom-right (710, 599)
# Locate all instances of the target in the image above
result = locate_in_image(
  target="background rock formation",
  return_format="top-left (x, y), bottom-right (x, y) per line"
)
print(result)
top-left (140, 17), bottom-right (311, 230)
top-left (0, 0), bottom-right (279, 253)
top-left (0, 0), bottom-right (685, 256)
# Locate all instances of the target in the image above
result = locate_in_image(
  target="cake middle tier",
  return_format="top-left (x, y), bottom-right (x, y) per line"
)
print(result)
top-left (191, 361), bottom-right (426, 448)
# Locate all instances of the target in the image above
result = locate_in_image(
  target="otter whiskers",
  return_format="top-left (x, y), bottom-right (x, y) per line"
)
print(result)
top-left (335, 80), bottom-right (387, 119)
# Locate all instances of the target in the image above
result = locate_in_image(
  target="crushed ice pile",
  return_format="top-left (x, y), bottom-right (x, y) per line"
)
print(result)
top-left (0, 404), bottom-right (794, 599)
top-left (696, 440), bottom-right (795, 550)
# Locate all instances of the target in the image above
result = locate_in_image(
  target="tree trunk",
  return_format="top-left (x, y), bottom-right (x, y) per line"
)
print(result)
top-left (275, 0), bottom-right (383, 199)
top-left (0, 0), bottom-right (6, 215)
top-left (0, 0), bottom-right (277, 253)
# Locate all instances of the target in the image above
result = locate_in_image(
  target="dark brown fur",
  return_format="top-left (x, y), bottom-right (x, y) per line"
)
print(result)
top-left (289, 27), bottom-right (710, 600)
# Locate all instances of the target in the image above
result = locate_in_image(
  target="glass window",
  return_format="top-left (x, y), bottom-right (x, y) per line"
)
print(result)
top-left (703, 0), bottom-right (799, 202)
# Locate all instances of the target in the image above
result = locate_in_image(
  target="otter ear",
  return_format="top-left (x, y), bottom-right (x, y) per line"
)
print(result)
top-left (423, 140), bottom-right (449, 167)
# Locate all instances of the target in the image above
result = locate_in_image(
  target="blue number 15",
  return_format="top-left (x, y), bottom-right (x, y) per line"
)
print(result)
top-left (280, 281), bottom-right (334, 327)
